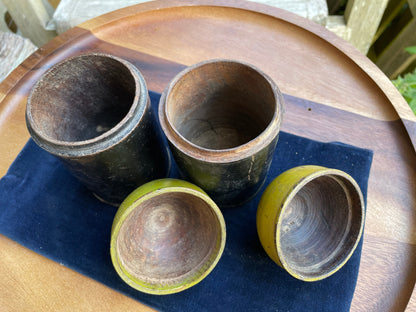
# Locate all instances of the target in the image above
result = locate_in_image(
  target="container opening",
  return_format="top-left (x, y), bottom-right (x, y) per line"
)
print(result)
top-left (167, 61), bottom-right (276, 150)
top-left (29, 55), bottom-right (136, 142)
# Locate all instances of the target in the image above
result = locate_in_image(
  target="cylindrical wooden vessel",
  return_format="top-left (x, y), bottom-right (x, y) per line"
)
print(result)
top-left (159, 59), bottom-right (284, 207)
top-left (110, 178), bottom-right (226, 294)
top-left (257, 165), bottom-right (365, 281)
top-left (26, 53), bottom-right (170, 205)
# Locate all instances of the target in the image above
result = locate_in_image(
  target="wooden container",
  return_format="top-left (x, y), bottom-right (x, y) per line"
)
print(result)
top-left (159, 59), bottom-right (284, 207)
top-left (26, 53), bottom-right (170, 205)
top-left (110, 178), bottom-right (226, 295)
top-left (257, 165), bottom-right (365, 281)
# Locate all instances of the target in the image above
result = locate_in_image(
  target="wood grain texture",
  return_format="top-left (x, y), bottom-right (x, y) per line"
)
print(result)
top-left (0, 1), bottom-right (415, 311)
top-left (257, 165), bottom-right (365, 281)
top-left (0, 235), bottom-right (156, 312)
top-left (112, 180), bottom-right (226, 295)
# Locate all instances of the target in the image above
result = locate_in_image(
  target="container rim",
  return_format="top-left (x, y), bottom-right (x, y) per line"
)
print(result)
top-left (26, 53), bottom-right (148, 157)
top-left (158, 59), bottom-right (284, 163)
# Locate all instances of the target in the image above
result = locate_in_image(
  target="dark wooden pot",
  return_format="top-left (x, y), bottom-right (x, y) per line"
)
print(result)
top-left (26, 53), bottom-right (170, 205)
top-left (159, 59), bottom-right (284, 207)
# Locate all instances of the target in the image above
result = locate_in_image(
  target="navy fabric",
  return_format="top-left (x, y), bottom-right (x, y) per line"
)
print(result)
top-left (0, 91), bottom-right (373, 311)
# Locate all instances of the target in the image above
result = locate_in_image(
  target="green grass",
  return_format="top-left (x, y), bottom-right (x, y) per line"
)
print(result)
top-left (392, 46), bottom-right (416, 116)
top-left (392, 69), bottom-right (416, 115)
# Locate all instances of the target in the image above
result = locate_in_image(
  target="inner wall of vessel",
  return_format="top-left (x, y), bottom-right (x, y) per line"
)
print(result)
top-left (280, 175), bottom-right (363, 278)
top-left (167, 61), bottom-right (276, 150)
top-left (117, 192), bottom-right (220, 284)
top-left (30, 55), bottom-right (136, 142)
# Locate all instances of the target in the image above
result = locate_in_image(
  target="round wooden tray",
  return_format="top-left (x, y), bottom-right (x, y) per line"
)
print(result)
top-left (0, 1), bottom-right (415, 311)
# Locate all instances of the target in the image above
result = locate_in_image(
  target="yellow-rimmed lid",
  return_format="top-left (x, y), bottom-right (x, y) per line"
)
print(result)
top-left (257, 165), bottom-right (365, 281)
top-left (110, 179), bottom-right (226, 294)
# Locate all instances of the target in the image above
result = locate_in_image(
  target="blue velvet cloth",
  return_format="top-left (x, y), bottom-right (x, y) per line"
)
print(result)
top-left (0, 92), bottom-right (373, 311)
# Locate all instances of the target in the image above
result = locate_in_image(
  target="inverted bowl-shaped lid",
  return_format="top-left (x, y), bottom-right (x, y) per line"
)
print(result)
top-left (110, 179), bottom-right (226, 294)
top-left (257, 165), bottom-right (365, 281)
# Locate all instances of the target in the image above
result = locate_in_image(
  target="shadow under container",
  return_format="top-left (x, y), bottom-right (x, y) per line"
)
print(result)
top-left (257, 165), bottom-right (365, 281)
top-left (26, 53), bottom-right (170, 205)
top-left (159, 59), bottom-right (284, 207)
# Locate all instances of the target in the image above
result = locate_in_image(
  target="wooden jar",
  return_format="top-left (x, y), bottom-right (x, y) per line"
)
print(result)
top-left (159, 59), bottom-right (284, 207)
top-left (26, 53), bottom-right (170, 205)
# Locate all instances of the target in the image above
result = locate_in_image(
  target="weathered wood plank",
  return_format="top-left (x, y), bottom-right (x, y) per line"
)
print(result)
top-left (373, 0), bottom-right (408, 44)
top-left (0, 32), bottom-right (37, 83)
top-left (344, 0), bottom-right (389, 54)
top-left (325, 15), bottom-right (349, 41)
top-left (409, 0), bottom-right (416, 16)
top-left (376, 19), bottom-right (416, 78)
top-left (2, 0), bottom-right (57, 46)
top-left (0, 0), bottom-right (9, 32)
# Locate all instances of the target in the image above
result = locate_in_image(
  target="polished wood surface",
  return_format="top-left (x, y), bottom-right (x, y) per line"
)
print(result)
top-left (0, 1), bottom-right (415, 311)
